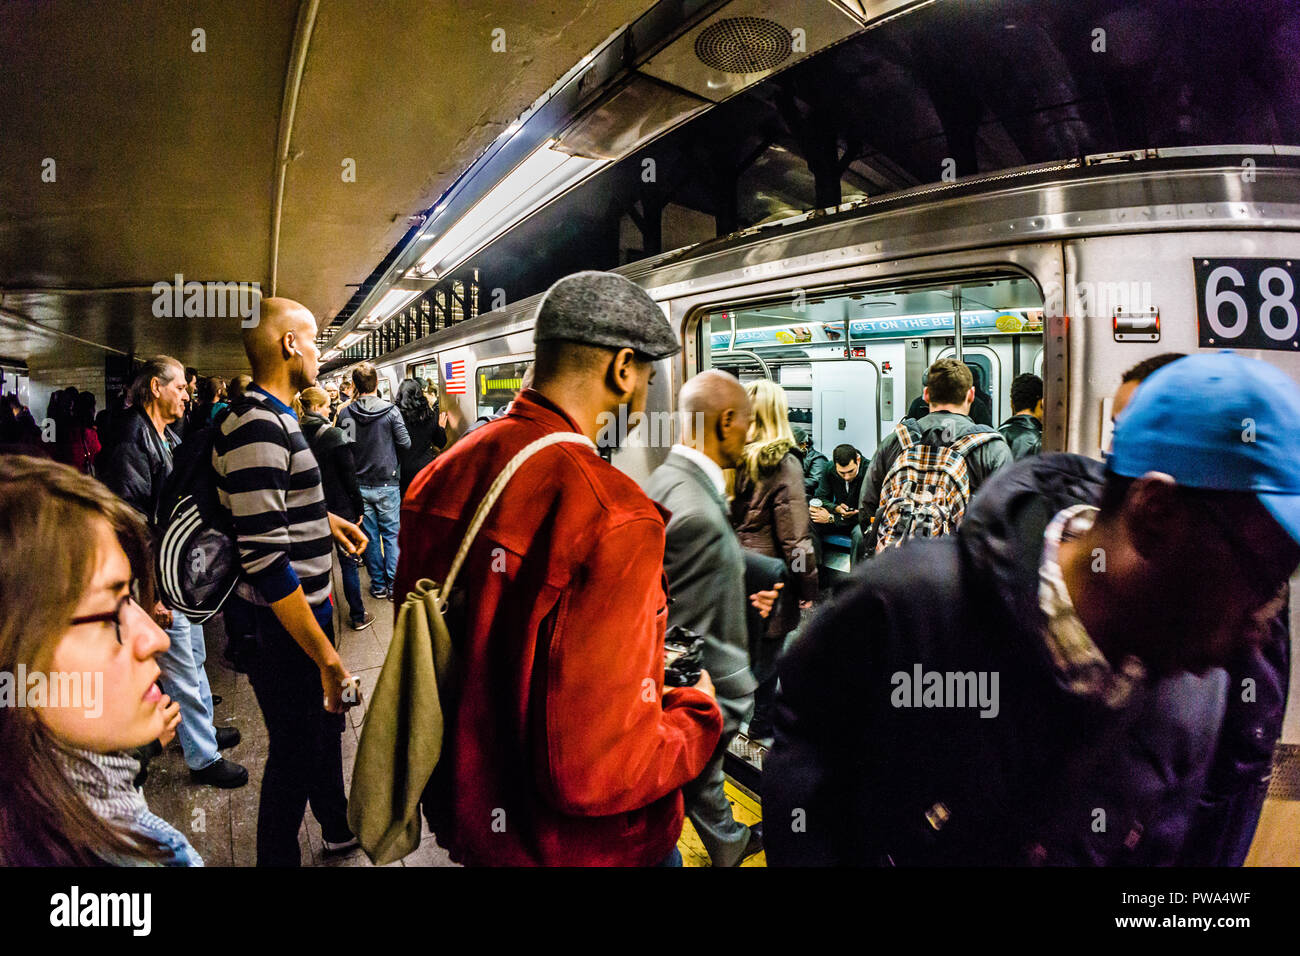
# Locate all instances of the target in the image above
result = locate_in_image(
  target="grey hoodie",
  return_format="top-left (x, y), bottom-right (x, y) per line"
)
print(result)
top-left (336, 394), bottom-right (411, 487)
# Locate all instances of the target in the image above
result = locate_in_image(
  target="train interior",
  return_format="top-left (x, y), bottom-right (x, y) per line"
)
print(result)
top-left (702, 273), bottom-right (1046, 575)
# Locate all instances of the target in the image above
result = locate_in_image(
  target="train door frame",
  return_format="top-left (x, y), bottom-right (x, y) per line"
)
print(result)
top-left (675, 246), bottom-right (1063, 451)
top-left (934, 344), bottom-right (1002, 423)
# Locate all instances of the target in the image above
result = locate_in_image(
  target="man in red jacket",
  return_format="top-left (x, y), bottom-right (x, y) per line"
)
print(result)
top-left (393, 271), bottom-right (722, 866)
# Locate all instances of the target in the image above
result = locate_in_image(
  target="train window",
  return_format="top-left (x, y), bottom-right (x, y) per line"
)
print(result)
top-left (698, 273), bottom-right (1045, 458)
top-left (475, 360), bottom-right (532, 419)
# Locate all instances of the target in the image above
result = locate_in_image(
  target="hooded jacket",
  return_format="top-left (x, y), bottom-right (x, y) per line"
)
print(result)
top-left (766, 453), bottom-right (1231, 866)
top-left (336, 395), bottom-right (411, 487)
top-left (731, 438), bottom-right (818, 636)
top-left (392, 388), bottom-right (721, 866)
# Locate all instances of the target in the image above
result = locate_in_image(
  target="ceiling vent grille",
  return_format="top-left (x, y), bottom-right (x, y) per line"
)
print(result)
top-left (693, 16), bottom-right (792, 74)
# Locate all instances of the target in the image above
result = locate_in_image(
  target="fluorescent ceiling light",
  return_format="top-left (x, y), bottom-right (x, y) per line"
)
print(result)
top-left (358, 288), bottom-right (421, 329)
top-left (337, 331), bottom-right (368, 350)
top-left (414, 142), bottom-right (607, 279)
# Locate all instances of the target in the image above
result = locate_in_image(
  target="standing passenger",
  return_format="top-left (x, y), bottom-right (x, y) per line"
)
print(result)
top-left (645, 370), bottom-right (776, 866)
top-left (730, 379), bottom-right (818, 745)
top-left (766, 352), bottom-right (1300, 865)
top-left (392, 271), bottom-right (722, 866)
top-left (0, 456), bottom-right (199, 866)
top-left (337, 363), bottom-right (410, 600)
top-left (997, 373), bottom-right (1044, 460)
top-left (300, 387), bottom-right (372, 632)
top-left (860, 358), bottom-right (1011, 552)
top-left (99, 356), bottom-right (247, 789)
top-left (395, 378), bottom-right (445, 499)
top-left (214, 298), bottom-right (369, 866)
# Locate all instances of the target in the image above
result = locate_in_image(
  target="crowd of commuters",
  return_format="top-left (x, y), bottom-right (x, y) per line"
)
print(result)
top-left (0, 269), bottom-right (1296, 871)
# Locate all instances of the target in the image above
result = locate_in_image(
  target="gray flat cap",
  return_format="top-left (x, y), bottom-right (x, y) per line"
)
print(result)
top-left (791, 424), bottom-right (810, 444)
top-left (534, 271), bottom-right (680, 360)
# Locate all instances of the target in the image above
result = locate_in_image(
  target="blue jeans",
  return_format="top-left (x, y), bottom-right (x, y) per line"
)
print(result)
top-left (157, 611), bottom-right (220, 771)
top-left (337, 544), bottom-right (366, 624)
top-left (360, 484), bottom-right (401, 591)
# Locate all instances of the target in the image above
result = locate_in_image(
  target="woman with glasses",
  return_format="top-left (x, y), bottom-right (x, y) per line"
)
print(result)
top-left (0, 455), bottom-right (201, 865)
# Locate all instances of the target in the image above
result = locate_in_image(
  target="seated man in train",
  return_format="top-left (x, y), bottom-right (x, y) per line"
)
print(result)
top-left (809, 444), bottom-right (866, 570)
top-left (997, 373), bottom-right (1044, 460)
top-left (765, 352), bottom-right (1300, 866)
top-left (791, 425), bottom-right (833, 500)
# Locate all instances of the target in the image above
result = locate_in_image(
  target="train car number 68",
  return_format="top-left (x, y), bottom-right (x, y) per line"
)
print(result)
top-left (1194, 257), bottom-right (1300, 351)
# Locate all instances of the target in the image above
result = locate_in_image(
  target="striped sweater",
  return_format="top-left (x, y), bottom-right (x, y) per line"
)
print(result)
top-left (212, 386), bottom-right (334, 607)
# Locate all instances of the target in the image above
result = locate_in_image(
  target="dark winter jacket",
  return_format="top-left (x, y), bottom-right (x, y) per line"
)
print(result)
top-left (814, 460), bottom-right (865, 532)
top-left (998, 413), bottom-right (1043, 461)
top-left (301, 412), bottom-right (364, 524)
top-left (766, 453), bottom-right (1231, 866)
top-left (1178, 600), bottom-right (1289, 865)
top-left (397, 415), bottom-right (446, 498)
top-left (336, 395), bottom-right (411, 487)
top-left (795, 444), bottom-right (833, 501)
top-left (99, 406), bottom-right (180, 526)
top-left (730, 438), bottom-right (818, 636)
top-left (859, 411), bottom-right (1011, 546)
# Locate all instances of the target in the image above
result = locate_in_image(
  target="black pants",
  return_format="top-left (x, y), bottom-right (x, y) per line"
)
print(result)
top-left (233, 597), bottom-right (351, 866)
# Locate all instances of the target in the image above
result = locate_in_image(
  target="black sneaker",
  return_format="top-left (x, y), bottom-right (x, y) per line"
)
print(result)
top-left (368, 586), bottom-right (388, 600)
top-left (351, 613), bottom-right (375, 631)
top-left (190, 757), bottom-right (249, 789)
top-left (322, 834), bottom-right (360, 856)
top-left (741, 823), bottom-right (764, 860)
top-left (215, 726), bottom-right (241, 750)
top-left (212, 695), bottom-right (223, 707)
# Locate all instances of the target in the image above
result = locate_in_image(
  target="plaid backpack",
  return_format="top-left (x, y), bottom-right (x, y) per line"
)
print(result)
top-left (872, 420), bottom-right (1001, 553)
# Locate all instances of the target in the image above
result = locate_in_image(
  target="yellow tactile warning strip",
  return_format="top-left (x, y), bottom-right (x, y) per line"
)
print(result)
top-left (678, 778), bottom-right (766, 867)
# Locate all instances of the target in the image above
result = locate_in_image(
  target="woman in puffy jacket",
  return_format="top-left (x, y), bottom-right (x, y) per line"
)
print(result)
top-left (730, 379), bottom-right (817, 741)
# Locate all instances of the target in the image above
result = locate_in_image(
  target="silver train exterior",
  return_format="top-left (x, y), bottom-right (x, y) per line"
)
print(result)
top-left (334, 148), bottom-right (1300, 739)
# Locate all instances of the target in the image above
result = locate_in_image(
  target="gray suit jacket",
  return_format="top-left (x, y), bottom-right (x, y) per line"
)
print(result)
top-left (644, 450), bottom-right (758, 704)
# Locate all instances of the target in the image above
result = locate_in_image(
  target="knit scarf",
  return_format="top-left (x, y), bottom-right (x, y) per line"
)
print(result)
top-left (54, 745), bottom-right (151, 830)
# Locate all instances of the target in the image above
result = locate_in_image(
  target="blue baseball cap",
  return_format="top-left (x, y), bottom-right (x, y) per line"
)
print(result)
top-left (1109, 351), bottom-right (1300, 545)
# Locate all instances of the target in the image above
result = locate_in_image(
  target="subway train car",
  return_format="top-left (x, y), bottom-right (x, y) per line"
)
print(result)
top-left (331, 147), bottom-right (1300, 769)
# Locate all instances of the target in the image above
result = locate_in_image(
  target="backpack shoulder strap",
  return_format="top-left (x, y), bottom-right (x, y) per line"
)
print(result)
top-left (439, 431), bottom-right (596, 610)
top-left (894, 421), bottom-right (916, 451)
top-left (948, 428), bottom-right (1001, 456)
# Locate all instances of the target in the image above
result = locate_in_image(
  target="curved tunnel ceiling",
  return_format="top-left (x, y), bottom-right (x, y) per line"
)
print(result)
top-left (0, 0), bottom-right (657, 377)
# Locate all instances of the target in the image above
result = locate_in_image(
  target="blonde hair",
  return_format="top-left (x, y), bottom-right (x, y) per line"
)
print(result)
top-left (741, 379), bottom-right (796, 483)
top-left (300, 386), bottom-right (329, 411)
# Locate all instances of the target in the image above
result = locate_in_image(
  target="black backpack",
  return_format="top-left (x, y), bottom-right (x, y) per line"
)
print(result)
top-left (154, 402), bottom-right (287, 623)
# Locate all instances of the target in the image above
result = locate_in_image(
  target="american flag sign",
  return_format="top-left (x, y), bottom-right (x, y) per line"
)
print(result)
top-left (444, 359), bottom-right (467, 395)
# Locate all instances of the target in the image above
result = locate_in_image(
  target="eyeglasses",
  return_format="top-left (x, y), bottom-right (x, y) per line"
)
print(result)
top-left (69, 595), bottom-right (134, 646)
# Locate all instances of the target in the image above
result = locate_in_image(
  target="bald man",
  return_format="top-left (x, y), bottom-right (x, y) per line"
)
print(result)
top-left (643, 370), bottom-right (776, 865)
top-left (214, 296), bottom-right (369, 865)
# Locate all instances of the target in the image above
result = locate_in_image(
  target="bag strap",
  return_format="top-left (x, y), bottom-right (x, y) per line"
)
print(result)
top-left (948, 429), bottom-right (1001, 457)
top-left (439, 432), bottom-right (596, 610)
